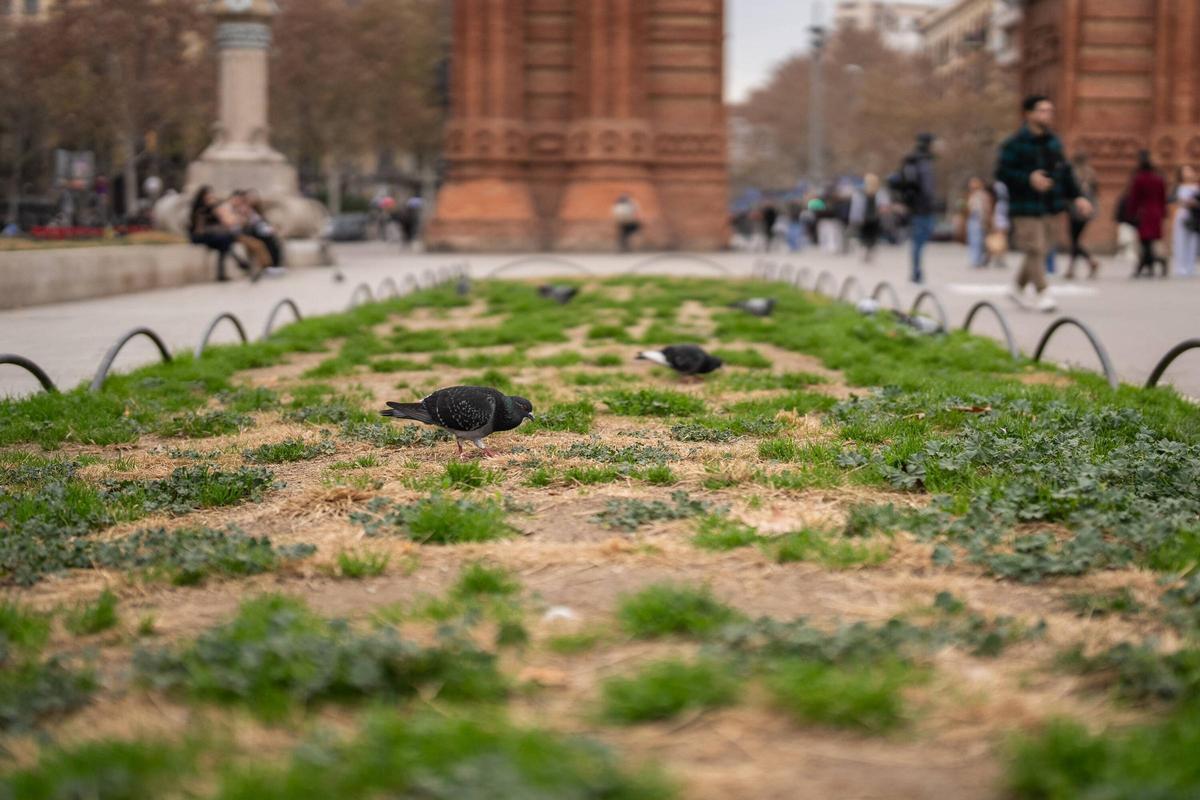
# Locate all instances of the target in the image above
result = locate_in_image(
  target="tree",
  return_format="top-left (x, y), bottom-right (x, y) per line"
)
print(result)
top-left (734, 26), bottom-right (1019, 206)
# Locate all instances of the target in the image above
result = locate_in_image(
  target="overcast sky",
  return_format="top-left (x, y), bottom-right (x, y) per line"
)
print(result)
top-left (726, 0), bottom-right (820, 103)
top-left (725, 0), bottom-right (945, 103)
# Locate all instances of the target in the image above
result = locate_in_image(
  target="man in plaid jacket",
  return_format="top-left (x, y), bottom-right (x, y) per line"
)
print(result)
top-left (996, 95), bottom-right (1094, 312)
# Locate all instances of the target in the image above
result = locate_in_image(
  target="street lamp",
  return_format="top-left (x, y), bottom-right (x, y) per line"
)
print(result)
top-left (809, 23), bottom-right (827, 186)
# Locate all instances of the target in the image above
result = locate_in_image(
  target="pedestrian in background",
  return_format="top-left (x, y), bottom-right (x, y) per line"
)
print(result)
top-left (785, 201), bottom-right (807, 251)
top-left (996, 95), bottom-right (1091, 312)
top-left (965, 177), bottom-right (989, 268)
top-left (1065, 152), bottom-right (1100, 279)
top-left (1172, 164), bottom-right (1199, 277)
top-left (1127, 149), bottom-right (1169, 278)
top-left (849, 173), bottom-right (889, 263)
top-left (890, 133), bottom-right (938, 284)
top-left (612, 194), bottom-right (642, 252)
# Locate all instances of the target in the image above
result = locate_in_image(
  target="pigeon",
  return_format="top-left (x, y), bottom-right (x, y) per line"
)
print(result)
top-left (538, 284), bottom-right (578, 304)
top-left (636, 345), bottom-right (723, 381)
top-left (381, 386), bottom-right (534, 458)
top-left (332, 269), bottom-right (346, 284)
top-left (731, 297), bottom-right (776, 317)
top-left (456, 272), bottom-right (471, 296)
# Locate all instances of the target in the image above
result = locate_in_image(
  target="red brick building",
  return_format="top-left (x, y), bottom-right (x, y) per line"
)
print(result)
top-left (1020, 0), bottom-right (1200, 246)
top-left (426, 0), bottom-right (728, 252)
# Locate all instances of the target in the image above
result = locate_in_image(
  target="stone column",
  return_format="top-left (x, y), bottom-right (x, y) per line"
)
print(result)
top-left (426, 0), bottom-right (539, 251)
top-left (1150, 0), bottom-right (1200, 175)
top-left (553, 0), bottom-right (668, 250)
top-left (157, 0), bottom-right (327, 240)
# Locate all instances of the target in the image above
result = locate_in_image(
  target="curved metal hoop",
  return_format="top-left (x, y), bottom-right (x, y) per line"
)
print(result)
top-left (1033, 316), bottom-right (1118, 389)
top-left (1145, 338), bottom-right (1200, 389)
top-left (193, 312), bottom-right (249, 359)
top-left (777, 263), bottom-right (795, 284)
top-left (961, 301), bottom-right (1020, 360)
top-left (813, 270), bottom-right (838, 296)
top-left (90, 327), bottom-right (173, 392)
top-left (348, 283), bottom-right (375, 309)
top-left (792, 266), bottom-right (811, 289)
top-left (0, 354), bottom-right (58, 393)
top-left (837, 275), bottom-right (864, 302)
top-left (403, 273), bottom-right (420, 294)
top-left (909, 290), bottom-right (948, 331)
top-left (628, 253), bottom-right (731, 275)
top-left (488, 256), bottom-right (593, 278)
top-left (870, 281), bottom-right (902, 310)
top-left (377, 277), bottom-right (400, 299)
top-left (262, 298), bottom-right (303, 339)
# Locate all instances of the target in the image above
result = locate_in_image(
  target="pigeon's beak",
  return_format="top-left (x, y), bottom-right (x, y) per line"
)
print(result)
top-left (525, 412), bottom-right (535, 421)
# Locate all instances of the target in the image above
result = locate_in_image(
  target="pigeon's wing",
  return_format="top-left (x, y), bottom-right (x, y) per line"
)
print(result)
top-left (423, 386), bottom-right (498, 435)
top-left (663, 345), bottom-right (706, 374)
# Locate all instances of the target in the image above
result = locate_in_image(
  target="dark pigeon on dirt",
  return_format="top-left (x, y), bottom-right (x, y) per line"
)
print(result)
top-left (381, 385), bottom-right (534, 458)
top-left (538, 284), bottom-right (578, 305)
top-left (731, 297), bottom-right (776, 317)
top-left (636, 345), bottom-right (723, 380)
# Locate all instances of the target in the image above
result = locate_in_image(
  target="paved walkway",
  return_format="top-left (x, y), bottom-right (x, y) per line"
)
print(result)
top-left (1, 242), bottom-right (1198, 398)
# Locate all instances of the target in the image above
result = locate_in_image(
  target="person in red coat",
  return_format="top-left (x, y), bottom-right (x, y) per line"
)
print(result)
top-left (1127, 149), bottom-right (1169, 277)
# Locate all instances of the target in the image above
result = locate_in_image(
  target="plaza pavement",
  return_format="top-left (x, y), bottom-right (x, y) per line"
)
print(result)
top-left (1, 241), bottom-right (1198, 399)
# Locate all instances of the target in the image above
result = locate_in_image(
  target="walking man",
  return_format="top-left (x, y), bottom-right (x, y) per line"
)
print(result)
top-left (996, 95), bottom-right (1093, 312)
top-left (891, 133), bottom-right (938, 284)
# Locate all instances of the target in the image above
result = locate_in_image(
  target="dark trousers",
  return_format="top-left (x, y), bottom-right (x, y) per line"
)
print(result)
top-left (1067, 217), bottom-right (1093, 275)
top-left (191, 231), bottom-right (240, 280)
top-left (618, 221), bottom-right (640, 252)
top-left (1136, 239), bottom-right (1167, 277)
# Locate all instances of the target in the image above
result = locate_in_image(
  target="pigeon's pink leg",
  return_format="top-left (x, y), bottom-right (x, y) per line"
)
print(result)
top-left (455, 439), bottom-right (465, 459)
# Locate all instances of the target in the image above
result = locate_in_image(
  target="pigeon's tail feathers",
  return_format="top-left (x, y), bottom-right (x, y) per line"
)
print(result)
top-left (636, 350), bottom-right (670, 367)
top-left (381, 401), bottom-right (434, 424)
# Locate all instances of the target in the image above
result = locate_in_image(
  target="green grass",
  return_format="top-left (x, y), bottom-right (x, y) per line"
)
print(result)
top-left (726, 391), bottom-right (836, 418)
top-left (159, 409), bottom-right (252, 438)
top-left (111, 526), bottom-right (315, 586)
top-left (601, 658), bottom-right (740, 723)
top-left (453, 562), bottom-right (520, 598)
top-left (545, 631), bottom-right (604, 655)
top-left (593, 353), bottom-right (624, 367)
top-left (0, 600), bottom-right (50, 654)
top-left (243, 438), bottom-right (335, 463)
top-left (218, 711), bottom-right (673, 799)
top-left (522, 400), bottom-right (595, 434)
top-left (587, 323), bottom-right (633, 342)
top-left (351, 494), bottom-right (515, 544)
top-left (711, 348), bottom-right (772, 369)
top-left (532, 350), bottom-right (583, 367)
top-left (771, 529), bottom-right (890, 569)
top-left (0, 738), bottom-right (195, 800)
top-left (692, 516), bottom-right (764, 551)
top-left (763, 658), bottom-right (918, 731)
top-left (442, 460), bottom-right (500, 489)
top-left (64, 589), bottom-right (118, 636)
top-left (334, 550), bottom-right (390, 579)
top-left (670, 416), bottom-right (783, 442)
top-left (1065, 588), bottom-right (1143, 618)
top-left (639, 464), bottom-right (678, 485)
top-left (592, 491), bottom-right (719, 532)
top-left (601, 389), bottom-right (706, 418)
top-left (562, 465), bottom-right (625, 485)
top-left (369, 356), bottom-right (427, 373)
top-left (135, 595), bottom-right (506, 719)
top-left (1008, 712), bottom-right (1200, 800)
top-left (618, 583), bottom-right (741, 640)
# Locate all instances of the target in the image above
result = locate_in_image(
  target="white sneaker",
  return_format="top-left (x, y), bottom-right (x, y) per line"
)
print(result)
top-left (1034, 293), bottom-right (1057, 313)
top-left (1007, 284), bottom-right (1028, 308)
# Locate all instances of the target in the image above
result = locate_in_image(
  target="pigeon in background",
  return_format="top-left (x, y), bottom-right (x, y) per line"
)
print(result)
top-left (538, 284), bottom-right (578, 304)
top-left (855, 298), bottom-right (882, 315)
top-left (456, 271), bottom-right (471, 296)
top-left (636, 345), bottom-right (723, 381)
top-left (332, 269), bottom-right (346, 284)
top-left (731, 297), bottom-right (776, 317)
top-left (381, 385), bottom-right (534, 458)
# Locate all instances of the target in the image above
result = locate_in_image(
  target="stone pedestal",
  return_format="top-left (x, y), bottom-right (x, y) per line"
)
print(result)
top-left (155, 0), bottom-right (326, 240)
top-left (428, 0), bottom-right (727, 252)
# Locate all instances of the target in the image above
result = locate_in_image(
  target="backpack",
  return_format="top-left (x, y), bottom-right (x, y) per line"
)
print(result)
top-left (887, 155), bottom-right (922, 207)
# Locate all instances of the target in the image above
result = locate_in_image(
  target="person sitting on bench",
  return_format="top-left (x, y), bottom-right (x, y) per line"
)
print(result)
top-left (189, 186), bottom-right (249, 282)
